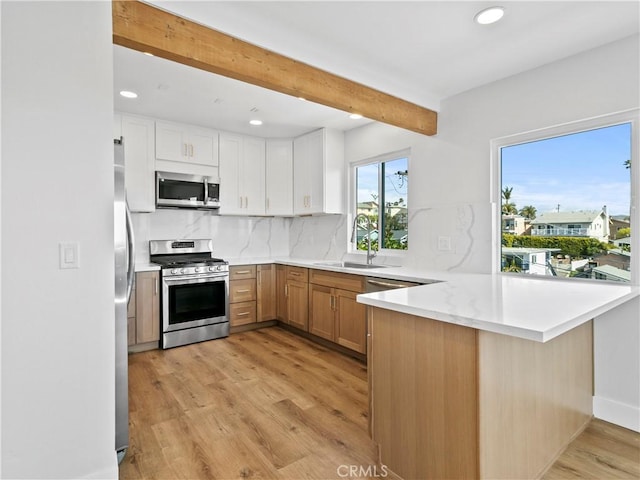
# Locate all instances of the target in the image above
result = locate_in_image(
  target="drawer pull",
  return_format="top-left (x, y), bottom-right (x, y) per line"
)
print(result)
top-left (235, 270), bottom-right (251, 274)
top-left (236, 289), bottom-right (250, 293)
top-left (290, 272), bottom-right (302, 276)
top-left (236, 312), bottom-right (250, 316)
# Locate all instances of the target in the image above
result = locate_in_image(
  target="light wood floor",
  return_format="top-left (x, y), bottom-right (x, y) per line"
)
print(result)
top-left (120, 327), bottom-right (376, 479)
top-left (544, 419), bottom-right (639, 479)
top-left (121, 326), bottom-right (639, 480)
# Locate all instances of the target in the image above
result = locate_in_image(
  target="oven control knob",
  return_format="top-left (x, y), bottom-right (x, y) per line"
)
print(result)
top-left (171, 268), bottom-right (179, 275)
top-left (180, 268), bottom-right (185, 274)
top-left (194, 267), bottom-right (200, 273)
top-left (209, 266), bottom-right (215, 272)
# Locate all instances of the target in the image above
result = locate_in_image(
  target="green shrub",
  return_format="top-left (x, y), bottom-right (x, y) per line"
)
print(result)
top-left (502, 234), bottom-right (609, 258)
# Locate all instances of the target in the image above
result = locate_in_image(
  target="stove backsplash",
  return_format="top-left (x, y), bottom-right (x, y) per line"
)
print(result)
top-left (132, 209), bottom-right (291, 263)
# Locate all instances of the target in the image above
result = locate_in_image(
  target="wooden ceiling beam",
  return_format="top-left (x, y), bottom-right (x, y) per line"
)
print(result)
top-left (112, 0), bottom-right (437, 136)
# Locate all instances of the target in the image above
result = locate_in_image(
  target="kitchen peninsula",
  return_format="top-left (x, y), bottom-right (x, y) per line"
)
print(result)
top-left (354, 271), bottom-right (638, 480)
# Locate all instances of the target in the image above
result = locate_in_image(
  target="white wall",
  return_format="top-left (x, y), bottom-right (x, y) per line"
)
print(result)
top-left (1, 2), bottom-right (118, 478)
top-left (344, 35), bottom-right (640, 429)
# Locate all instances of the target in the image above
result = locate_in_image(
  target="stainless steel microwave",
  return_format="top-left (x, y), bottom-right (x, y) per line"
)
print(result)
top-left (156, 171), bottom-right (220, 210)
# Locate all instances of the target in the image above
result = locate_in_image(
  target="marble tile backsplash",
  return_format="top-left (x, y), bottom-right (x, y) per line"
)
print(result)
top-left (132, 202), bottom-right (496, 274)
top-left (131, 209), bottom-right (291, 262)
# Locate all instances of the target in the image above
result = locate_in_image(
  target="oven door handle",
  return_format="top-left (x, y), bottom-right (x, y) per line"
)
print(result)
top-left (163, 274), bottom-right (228, 284)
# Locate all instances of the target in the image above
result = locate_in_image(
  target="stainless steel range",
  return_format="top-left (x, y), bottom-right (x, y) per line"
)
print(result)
top-left (150, 239), bottom-right (229, 349)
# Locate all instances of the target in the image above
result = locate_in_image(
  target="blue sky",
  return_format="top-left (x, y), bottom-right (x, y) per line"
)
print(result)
top-left (357, 157), bottom-right (408, 206)
top-left (501, 123), bottom-right (632, 216)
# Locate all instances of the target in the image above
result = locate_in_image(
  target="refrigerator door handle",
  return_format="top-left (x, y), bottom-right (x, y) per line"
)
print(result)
top-left (125, 198), bottom-right (135, 303)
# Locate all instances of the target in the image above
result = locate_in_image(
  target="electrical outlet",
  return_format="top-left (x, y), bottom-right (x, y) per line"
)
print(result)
top-left (437, 236), bottom-right (452, 252)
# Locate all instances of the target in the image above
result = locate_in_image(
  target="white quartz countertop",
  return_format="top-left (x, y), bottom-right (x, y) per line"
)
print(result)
top-left (138, 255), bottom-right (638, 342)
top-left (270, 257), bottom-right (639, 343)
top-left (357, 273), bottom-right (638, 342)
top-left (135, 262), bottom-right (160, 272)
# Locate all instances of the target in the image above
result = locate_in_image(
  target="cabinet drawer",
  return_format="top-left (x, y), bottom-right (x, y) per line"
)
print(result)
top-left (230, 301), bottom-right (256, 326)
top-left (229, 279), bottom-right (257, 303)
top-left (286, 266), bottom-right (308, 282)
top-left (230, 265), bottom-right (257, 281)
top-left (310, 269), bottom-right (364, 293)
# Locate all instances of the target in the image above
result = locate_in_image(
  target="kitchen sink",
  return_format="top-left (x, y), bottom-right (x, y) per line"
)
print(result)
top-left (314, 261), bottom-right (390, 269)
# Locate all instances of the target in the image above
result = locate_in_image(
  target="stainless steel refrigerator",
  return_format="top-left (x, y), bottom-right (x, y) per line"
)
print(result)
top-left (114, 138), bottom-right (135, 462)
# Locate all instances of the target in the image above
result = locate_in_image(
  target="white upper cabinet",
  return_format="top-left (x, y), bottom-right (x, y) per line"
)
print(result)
top-left (265, 139), bottom-right (294, 216)
top-left (293, 128), bottom-right (344, 215)
top-left (219, 133), bottom-right (266, 216)
top-left (155, 120), bottom-right (219, 168)
top-left (117, 113), bottom-right (156, 212)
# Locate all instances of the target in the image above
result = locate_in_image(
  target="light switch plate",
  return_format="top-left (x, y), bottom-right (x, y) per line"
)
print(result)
top-left (59, 242), bottom-right (79, 269)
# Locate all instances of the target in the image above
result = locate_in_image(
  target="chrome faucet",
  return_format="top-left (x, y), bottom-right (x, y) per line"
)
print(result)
top-left (350, 213), bottom-right (377, 265)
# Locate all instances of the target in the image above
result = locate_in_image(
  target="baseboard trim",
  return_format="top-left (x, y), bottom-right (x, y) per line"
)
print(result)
top-left (593, 395), bottom-right (640, 432)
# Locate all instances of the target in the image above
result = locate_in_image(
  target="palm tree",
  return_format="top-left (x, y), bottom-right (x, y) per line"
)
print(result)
top-left (624, 159), bottom-right (631, 169)
top-left (519, 205), bottom-right (537, 220)
top-left (501, 186), bottom-right (517, 215)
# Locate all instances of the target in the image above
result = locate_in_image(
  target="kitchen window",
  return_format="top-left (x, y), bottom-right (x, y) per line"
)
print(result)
top-left (353, 151), bottom-right (409, 252)
top-left (494, 110), bottom-right (638, 283)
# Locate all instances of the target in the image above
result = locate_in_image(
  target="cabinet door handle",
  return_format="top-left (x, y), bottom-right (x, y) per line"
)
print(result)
top-left (284, 284), bottom-right (288, 297)
top-left (266, 198), bottom-right (270, 210)
top-left (239, 196), bottom-right (243, 208)
top-left (183, 143), bottom-right (188, 156)
top-left (236, 289), bottom-right (250, 293)
top-left (189, 144), bottom-right (194, 157)
top-left (329, 295), bottom-right (334, 310)
top-left (154, 278), bottom-right (158, 295)
top-left (245, 196), bottom-right (249, 209)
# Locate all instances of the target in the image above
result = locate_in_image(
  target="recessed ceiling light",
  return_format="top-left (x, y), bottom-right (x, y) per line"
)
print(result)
top-left (349, 113), bottom-right (363, 120)
top-left (249, 119), bottom-right (263, 126)
top-left (119, 90), bottom-right (138, 99)
top-left (474, 6), bottom-right (505, 25)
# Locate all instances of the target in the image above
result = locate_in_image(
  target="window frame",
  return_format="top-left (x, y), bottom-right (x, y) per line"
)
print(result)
top-left (490, 109), bottom-right (639, 285)
top-left (350, 148), bottom-right (411, 256)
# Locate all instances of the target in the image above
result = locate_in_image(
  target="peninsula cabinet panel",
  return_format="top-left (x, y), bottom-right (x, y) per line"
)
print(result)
top-left (369, 308), bottom-right (478, 480)
top-left (478, 321), bottom-right (593, 480)
top-left (257, 264), bottom-right (276, 321)
top-left (368, 307), bottom-right (594, 480)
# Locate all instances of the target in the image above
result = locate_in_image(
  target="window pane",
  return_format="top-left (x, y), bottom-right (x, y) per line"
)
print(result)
top-left (356, 163), bottom-right (379, 251)
top-left (381, 157), bottom-right (408, 250)
top-left (501, 123), bottom-right (631, 283)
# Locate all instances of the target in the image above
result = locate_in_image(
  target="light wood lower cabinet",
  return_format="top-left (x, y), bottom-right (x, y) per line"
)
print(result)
top-left (229, 265), bottom-right (257, 326)
top-left (276, 264), bottom-right (287, 321)
top-left (257, 264), bottom-right (276, 321)
top-left (286, 280), bottom-right (309, 331)
top-left (276, 265), bottom-right (309, 330)
top-left (230, 264), bottom-right (278, 328)
top-left (308, 269), bottom-right (366, 353)
top-left (128, 271), bottom-right (160, 351)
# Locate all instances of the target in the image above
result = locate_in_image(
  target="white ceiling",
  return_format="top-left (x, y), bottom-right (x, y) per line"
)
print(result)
top-left (114, 1), bottom-right (640, 137)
